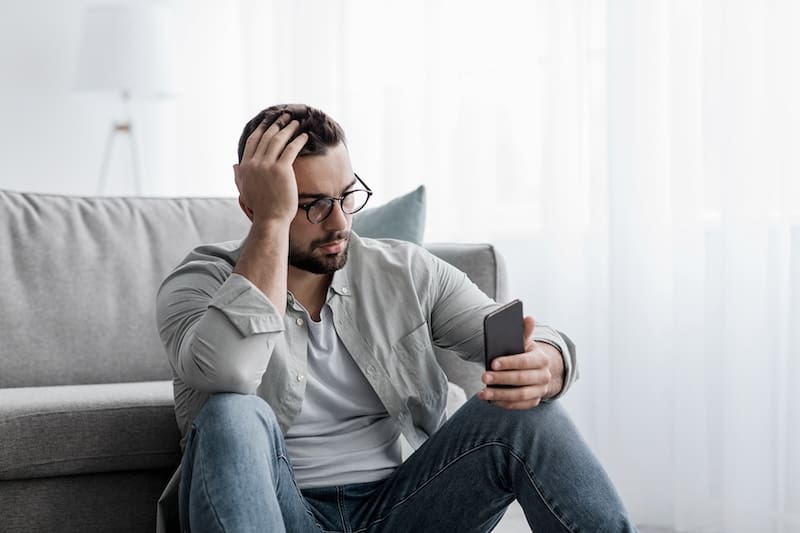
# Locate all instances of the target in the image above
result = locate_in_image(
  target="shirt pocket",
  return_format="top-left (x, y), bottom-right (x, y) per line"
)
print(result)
top-left (388, 321), bottom-right (448, 431)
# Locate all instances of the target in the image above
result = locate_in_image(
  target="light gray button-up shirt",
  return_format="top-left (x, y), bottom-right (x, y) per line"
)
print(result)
top-left (156, 233), bottom-right (577, 449)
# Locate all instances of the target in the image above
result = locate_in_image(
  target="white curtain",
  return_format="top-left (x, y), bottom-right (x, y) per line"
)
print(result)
top-left (573, 1), bottom-right (799, 531)
top-left (172, 1), bottom-right (800, 530)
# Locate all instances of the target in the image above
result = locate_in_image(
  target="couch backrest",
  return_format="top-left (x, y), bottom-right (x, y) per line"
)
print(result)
top-left (0, 190), bottom-right (250, 387)
top-left (0, 190), bottom-right (506, 389)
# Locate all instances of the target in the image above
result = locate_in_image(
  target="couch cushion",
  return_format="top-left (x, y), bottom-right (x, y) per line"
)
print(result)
top-left (0, 381), bottom-right (180, 480)
top-left (352, 185), bottom-right (426, 244)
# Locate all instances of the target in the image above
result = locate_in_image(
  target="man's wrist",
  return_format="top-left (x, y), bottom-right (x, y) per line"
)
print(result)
top-left (250, 216), bottom-right (292, 234)
top-left (536, 340), bottom-right (565, 399)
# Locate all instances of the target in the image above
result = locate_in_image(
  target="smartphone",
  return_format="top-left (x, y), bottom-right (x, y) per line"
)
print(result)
top-left (483, 299), bottom-right (524, 386)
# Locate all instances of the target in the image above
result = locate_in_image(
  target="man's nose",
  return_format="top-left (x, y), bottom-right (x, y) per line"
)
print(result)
top-left (323, 200), bottom-right (349, 230)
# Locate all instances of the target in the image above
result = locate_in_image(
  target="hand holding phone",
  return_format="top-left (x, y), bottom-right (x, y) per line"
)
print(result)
top-left (483, 299), bottom-right (524, 387)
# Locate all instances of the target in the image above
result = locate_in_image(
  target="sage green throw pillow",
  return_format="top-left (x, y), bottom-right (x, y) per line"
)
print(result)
top-left (352, 185), bottom-right (426, 244)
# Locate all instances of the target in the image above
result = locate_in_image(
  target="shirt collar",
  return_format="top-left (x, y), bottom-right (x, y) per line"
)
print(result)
top-left (328, 256), bottom-right (352, 297)
top-left (287, 236), bottom-right (357, 306)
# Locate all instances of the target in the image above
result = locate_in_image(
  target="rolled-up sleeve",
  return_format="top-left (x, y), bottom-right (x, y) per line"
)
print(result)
top-left (425, 252), bottom-right (580, 397)
top-left (530, 326), bottom-right (579, 400)
top-left (157, 265), bottom-right (284, 394)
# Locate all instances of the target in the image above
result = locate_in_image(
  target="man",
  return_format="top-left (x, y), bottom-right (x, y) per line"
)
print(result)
top-left (156, 104), bottom-right (636, 532)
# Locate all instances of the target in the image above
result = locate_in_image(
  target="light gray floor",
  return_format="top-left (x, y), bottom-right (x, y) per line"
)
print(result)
top-left (493, 501), bottom-right (527, 532)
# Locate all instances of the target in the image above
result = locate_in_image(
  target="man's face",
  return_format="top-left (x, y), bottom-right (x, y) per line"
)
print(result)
top-left (288, 142), bottom-right (354, 275)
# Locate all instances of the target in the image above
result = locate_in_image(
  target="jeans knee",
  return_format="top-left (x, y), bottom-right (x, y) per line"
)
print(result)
top-left (203, 392), bottom-right (277, 420)
top-left (193, 393), bottom-right (281, 446)
top-left (461, 396), bottom-right (577, 446)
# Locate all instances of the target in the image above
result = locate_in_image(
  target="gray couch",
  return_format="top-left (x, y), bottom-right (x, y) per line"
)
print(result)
top-left (0, 189), bottom-right (509, 533)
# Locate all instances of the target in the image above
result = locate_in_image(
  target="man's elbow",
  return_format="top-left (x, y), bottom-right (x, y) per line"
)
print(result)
top-left (178, 340), bottom-right (264, 394)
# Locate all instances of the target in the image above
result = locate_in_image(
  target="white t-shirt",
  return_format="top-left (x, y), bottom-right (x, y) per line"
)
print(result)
top-left (285, 303), bottom-right (403, 489)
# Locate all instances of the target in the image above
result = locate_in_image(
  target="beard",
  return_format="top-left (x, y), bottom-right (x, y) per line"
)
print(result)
top-left (288, 230), bottom-right (350, 274)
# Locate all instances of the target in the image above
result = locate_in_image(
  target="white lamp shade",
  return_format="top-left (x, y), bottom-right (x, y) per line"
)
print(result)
top-left (74, 4), bottom-right (177, 97)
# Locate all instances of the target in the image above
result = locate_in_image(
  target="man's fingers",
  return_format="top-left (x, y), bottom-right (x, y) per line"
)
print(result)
top-left (263, 119), bottom-right (302, 162)
top-left (241, 120), bottom-right (271, 162)
top-left (278, 132), bottom-right (309, 164)
top-left (490, 350), bottom-right (547, 371)
top-left (478, 383), bottom-right (547, 408)
top-left (483, 367), bottom-right (551, 387)
top-left (242, 113), bottom-right (286, 161)
top-left (250, 113), bottom-right (291, 160)
top-left (520, 316), bottom-right (536, 352)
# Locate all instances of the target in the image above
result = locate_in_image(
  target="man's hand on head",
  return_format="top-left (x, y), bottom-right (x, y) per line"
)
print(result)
top-left (478, 316), bottom-right (565, 409)
top-left (234, 112), bottom-right (309, 225)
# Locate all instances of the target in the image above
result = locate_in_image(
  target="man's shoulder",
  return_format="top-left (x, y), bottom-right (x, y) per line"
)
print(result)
top-left (346, 233), bottom-right (443, 288)
top-left (189, 239), bottom-right (245, 262)
top-left (156, 239), bottom-right (244, 303)
top-left (170, 239), bottom-right (244, 276)
top-left (349, 232), bottom-right (432, 264)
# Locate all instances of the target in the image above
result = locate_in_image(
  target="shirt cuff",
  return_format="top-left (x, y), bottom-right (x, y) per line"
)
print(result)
top-left (208, 273), bottom-right (285, 337)
top-left (533, 328), bottom-right (578, 400)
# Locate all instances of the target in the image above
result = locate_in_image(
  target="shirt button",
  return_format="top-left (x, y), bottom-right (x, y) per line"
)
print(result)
top-left (341, 286), bottom-right (350, 294)
top-left (296, 318), bottom-right (304, 326)
top-left (296, 374), bottom-right (304, 382)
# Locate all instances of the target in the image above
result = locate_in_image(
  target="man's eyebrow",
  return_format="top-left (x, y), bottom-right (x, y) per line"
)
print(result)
top-left (297, 177), bottom-right (358, 200)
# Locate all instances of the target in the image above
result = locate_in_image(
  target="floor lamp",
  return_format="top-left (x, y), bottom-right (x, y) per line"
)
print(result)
top-left (74, 4), bottom-right (176, 195)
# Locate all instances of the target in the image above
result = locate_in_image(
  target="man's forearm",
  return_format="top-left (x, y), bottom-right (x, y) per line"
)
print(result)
top-left (233, 219), bottom-right (291, 314)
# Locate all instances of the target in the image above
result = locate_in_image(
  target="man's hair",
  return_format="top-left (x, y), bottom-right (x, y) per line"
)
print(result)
top-left (237, 104), bottom-right (346, 163)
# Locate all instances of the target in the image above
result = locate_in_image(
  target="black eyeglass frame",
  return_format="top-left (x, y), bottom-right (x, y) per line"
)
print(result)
top-left (297, 174), bottom-right (373, 224)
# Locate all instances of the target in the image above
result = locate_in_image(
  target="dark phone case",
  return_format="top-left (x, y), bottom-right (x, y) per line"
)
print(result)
top-left (483, 299), bottom-right (524, 379)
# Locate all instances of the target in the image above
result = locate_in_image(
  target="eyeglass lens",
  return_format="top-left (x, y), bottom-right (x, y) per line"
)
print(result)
top-left (307, 189), bottom-right (370, 223)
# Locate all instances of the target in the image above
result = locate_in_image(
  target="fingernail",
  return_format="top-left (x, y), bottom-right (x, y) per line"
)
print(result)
top-left (493, 361), bottom-right (502, 370)
top-left (485, 374), bottom-right (494, 384)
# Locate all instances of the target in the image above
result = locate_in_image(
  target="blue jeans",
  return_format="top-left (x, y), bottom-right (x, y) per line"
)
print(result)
top-left (180, 393), bottom-right (636, 532)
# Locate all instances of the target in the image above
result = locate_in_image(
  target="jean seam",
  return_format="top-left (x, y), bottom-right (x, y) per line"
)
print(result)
top-left (353, 440), bottom-right (574, 533)
top-left (506, 445), bottom-right (575, 532)
top-left (352, 442), bottom-right (497, 532)
top-left (196, 435), bottom-right (227, 533)
top-left (338, 486), bottom-right (352, 533)
top-left (278, 455), bottom-right (325, 531)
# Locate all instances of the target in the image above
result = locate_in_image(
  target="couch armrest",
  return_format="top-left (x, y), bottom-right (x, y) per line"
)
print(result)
top-left (424, 242), bottom-right (509, 302)
top-left (0, 381), bottom-right (180, 480)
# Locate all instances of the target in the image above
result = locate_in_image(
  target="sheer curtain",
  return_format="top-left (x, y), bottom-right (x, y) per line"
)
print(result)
top-left (604, 1), bottom-right (800, 530)
top-left (173, 1), bottom-right (800, 530)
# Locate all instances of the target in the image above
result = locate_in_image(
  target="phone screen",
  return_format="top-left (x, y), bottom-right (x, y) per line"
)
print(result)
top-left (483, 299), bottom-right (524, 377)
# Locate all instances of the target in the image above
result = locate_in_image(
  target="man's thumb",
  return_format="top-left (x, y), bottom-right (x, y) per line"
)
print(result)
top-left (523, 315), bottom-right (536, 341)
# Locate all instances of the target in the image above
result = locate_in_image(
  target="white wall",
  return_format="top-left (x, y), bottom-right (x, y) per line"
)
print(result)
top-left (0, 0), bottom-right (185, 197)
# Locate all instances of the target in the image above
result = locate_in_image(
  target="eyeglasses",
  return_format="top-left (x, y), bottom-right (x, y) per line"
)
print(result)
top-left (298, 174), bottom-right (373, 224)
